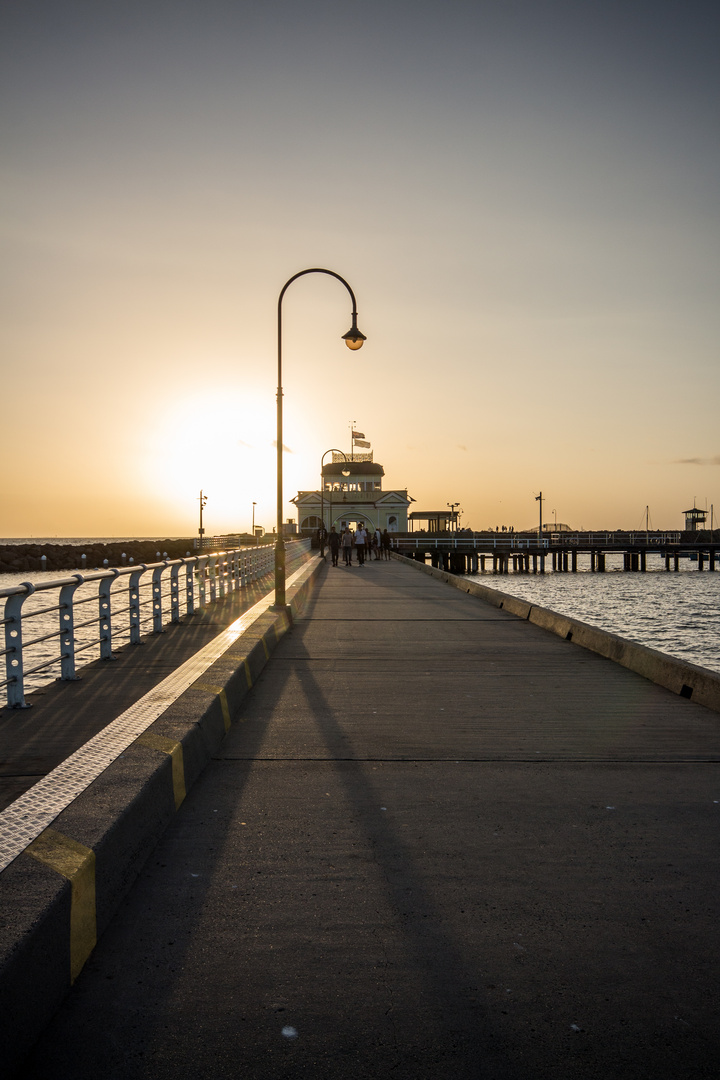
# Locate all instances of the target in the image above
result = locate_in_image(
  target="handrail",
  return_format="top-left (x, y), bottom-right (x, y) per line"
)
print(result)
top-left (391, 532), bottom-right (692, 551)
top-left (1, 539), bottom-right (310, 709)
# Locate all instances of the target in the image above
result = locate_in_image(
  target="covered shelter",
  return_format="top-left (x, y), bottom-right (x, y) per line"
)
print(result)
top-left (408, 510), bottom-right (458, 533)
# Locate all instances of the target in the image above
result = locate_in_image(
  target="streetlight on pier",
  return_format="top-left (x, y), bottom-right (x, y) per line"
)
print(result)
top-left (198, 490), bottom-right (207, 549)
top-left (275, 269), bottom-right (366, 608)
top-left (535, 491), bottom-right (544, 537)
top-left (447, 502), bottom-right (459, 535)
top-left (252, 501), bottom-right (257, 546)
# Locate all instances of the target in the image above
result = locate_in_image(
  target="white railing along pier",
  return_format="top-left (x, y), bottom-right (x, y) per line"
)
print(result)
top-left (1, 540), bottom-right (310, 709)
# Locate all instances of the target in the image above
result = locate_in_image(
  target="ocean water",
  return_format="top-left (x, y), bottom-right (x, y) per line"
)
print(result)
top-left (469, 552), bottom-right (720, 675)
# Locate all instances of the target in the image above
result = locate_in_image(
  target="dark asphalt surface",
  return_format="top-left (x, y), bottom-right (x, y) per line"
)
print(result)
top-left (17, 558), bottom-right (720, 1079)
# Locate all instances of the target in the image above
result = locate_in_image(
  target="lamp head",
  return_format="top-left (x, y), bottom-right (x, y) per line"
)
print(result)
top-left (342, 317), bottom-right (366, 350)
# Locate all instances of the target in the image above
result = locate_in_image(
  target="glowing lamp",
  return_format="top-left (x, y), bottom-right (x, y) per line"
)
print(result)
top-left (342, 320), bottom-right (366, 350)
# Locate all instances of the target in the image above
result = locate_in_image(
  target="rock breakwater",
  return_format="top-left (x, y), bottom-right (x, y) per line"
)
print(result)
top-left (0, 539), bottom-right (197, 574)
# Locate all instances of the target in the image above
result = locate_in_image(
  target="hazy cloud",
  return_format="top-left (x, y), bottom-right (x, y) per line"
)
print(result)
top-left (674, 455), bottom-right (720, 466)
top-left (457, 444), bottom-right (467, 451)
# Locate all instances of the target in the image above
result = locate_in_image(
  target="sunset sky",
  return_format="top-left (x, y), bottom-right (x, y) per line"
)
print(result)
top-left (2, 0), bottom-right (719, 537)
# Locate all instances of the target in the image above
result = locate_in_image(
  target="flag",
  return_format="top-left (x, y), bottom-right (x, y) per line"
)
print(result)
top-left (351, 430), bottom-right (365, 439)
top-left (354, 439), bottom-right (370, 448)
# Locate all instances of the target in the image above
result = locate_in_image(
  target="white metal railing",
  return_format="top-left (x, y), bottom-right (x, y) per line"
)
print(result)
top-left (393, 537), bottom-right (551, 551)
top-left (1, 539), bottom-right (310, 709)
top-left (393, 532), bottom-right (684, 551)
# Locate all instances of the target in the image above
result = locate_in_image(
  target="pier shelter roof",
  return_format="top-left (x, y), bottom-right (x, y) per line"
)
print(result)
top-left (322, 461), bottom-right (384, 477)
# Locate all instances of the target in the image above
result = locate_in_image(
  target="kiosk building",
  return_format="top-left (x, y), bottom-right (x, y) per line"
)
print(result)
top-left (292, 451), bottom-right (413, 534)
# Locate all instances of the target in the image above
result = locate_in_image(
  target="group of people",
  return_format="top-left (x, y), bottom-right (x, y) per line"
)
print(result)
top-left (317, 524), bottom-right (392, 566)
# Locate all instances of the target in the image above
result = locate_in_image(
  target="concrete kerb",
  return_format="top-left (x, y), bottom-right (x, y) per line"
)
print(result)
top-left (391, 552), bottom-right (720, 715)
top-left (0, 555), bottom-right (323, 1076)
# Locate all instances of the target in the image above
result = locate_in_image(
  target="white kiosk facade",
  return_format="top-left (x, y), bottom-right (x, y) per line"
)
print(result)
top-left (292, 453), bottom-right (412, 534)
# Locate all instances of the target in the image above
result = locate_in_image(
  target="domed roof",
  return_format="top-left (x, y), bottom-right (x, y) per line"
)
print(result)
top-left (322, 461), bottom-right (384, 476)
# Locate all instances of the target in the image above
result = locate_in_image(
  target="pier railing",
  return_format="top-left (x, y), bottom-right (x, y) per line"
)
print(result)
top-left (0, 540), bottom-right (310, 709)
top-left (394, 532), bottom-right (684, 551)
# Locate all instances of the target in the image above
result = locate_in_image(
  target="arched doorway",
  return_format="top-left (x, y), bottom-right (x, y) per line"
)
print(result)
top-left (331, 515), bottom-right (376, 532)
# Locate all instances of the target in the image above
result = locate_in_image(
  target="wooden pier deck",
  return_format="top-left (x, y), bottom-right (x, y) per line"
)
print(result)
top-left (8, 556), bottom-right (720, 1079)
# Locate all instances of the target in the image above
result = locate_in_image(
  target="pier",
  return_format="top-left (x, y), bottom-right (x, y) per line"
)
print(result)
top-left (394, 531), bottom-right (719, 574)
top-left (2, 555), bottom-right (720, 1078)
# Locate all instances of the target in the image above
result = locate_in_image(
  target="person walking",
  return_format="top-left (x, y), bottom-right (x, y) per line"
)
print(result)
top-left (328, 526), bottom-right (341, 567)
top-left (373, 527), bottom-right (382, 560)
top-left (355, 523), bottom-right (367, 565)
top-left (382, 529), bottom-right (391, 560)
top-left (342, 525), bottom-right (354, 565)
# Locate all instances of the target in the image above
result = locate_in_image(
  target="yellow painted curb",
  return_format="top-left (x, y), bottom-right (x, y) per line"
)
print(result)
top-left (194, 684), bottom-right (232, 732)
top-left (26, 829), bottom-right (97, 983)
top-left (136, 733), bottom-right (187, 809)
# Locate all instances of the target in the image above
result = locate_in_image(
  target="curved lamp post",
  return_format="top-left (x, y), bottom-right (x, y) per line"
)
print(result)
top-left (275, 269), bottom-right (366, 607)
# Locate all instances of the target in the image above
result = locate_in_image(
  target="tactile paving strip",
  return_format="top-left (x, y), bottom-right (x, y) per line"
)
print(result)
top-left (0, 563), bottom-right (311, 871)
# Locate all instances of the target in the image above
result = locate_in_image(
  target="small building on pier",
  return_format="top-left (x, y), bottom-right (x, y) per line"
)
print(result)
top-left (684, 507), bottom-right (708, 532)
top-left (408, 510), bottom-right (459, 532)
top-left (292, 451), bottom-right (413, 534)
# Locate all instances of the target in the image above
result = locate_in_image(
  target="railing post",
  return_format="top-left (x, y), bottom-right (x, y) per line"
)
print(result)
top-left (217, 554), bottom-right (226, 598)
top-left (128, 566), bottom-right (146, 644)
top-left (59, 574), bottom-right (84, 680)
top-left (4, 585), bottom-right (33, 708)
top-left (208, 556), bottom-right (218, 602)
top-left (185, 559), bottom-right (196, 616)
top-left (170, 561), bottom-right (181, 623)
top-left (99, 569), bottom-right (119, 660)
top-left (197, 557), bottom-right (207, 610)
top-left (152, 565), bottom-right (166, 633)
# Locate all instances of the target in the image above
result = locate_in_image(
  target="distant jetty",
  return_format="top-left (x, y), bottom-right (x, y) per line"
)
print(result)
top-left (0, 538), bottom-right (260, 574)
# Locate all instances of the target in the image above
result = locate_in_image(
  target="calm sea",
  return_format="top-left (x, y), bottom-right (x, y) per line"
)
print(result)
top-left (469, 552), bottom-right (720, 675)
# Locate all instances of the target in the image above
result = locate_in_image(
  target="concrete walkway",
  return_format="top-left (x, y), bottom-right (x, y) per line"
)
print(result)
top-left (18, 558), bottom-right (720, 1079)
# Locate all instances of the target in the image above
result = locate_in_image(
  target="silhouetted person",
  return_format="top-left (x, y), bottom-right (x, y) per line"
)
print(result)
top-left (342, 526), bottom-right (354, 565)
top-left (328, 526), bottom-right (340, 567)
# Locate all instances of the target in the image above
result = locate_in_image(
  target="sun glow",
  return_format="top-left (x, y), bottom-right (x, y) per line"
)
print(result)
top-left (140, 389), bottom-right (277, 535)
